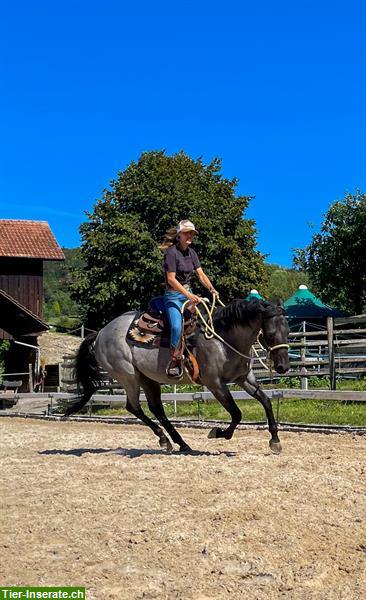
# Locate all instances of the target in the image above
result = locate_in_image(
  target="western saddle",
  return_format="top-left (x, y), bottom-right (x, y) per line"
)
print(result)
top-left (128, 296), bottom-right (200, 381)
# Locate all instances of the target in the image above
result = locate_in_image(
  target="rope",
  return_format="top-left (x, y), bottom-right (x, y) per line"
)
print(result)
top-left (251, 341), bottom-right (271, 371)
top-left (183, 297), bottom-right (253, 361)
top-left (180, 294), bottom-right (289, 368)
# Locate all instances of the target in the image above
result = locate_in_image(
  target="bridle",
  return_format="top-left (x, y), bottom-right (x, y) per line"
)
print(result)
top-left (268, 343), bottom-right (290, 354)
top-left (257, 331), bottom-right (290, 356)
top-left (256, 312), bottom-right (290, 372)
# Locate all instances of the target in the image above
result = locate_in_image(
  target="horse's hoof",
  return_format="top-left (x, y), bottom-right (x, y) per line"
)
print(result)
top-left (208, 427), bottom-right (221, 439)
top-left (180, 444), bottom-right (193, 453)
top-left (269, 440), bottom-right (282, 455)
top-left (159, 437), bottom-right (173, 453)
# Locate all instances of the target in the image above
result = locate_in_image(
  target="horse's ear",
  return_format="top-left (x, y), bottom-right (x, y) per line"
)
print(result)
top-left (275, 298), bottom-right (286, 316)
top-left (269, 296), bottom-right (282, 306)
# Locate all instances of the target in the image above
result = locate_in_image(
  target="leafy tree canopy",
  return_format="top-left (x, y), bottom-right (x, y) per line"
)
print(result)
top-left (293, 190), bottom-right (366, 314)
top-left (265, 264), bottom-right (309, 300)
top-left (72, 150), bottom-right (267, 328)
top-left (44, 247), bottom-right (83, 324)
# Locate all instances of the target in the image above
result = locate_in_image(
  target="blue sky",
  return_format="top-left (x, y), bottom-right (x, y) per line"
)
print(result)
top-left (1, 0), bottom-right (365, 266)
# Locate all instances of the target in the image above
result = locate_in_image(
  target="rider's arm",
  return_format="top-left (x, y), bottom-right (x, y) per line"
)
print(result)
top-left (195, 267), bottom-right (219, 296)
top-left (166, 272), bottom-right (200, 302)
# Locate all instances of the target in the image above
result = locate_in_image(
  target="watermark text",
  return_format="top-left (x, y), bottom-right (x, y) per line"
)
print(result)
top-left (0, 588), bottom-right (85, 600)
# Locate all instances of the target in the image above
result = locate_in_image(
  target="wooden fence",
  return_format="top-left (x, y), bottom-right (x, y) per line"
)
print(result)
top-left (59, 316), bottom-right (366, 393)
top-left (248, 317), bottom-right (366, 390)
top-left (0, 364), bottom-right (34, 392)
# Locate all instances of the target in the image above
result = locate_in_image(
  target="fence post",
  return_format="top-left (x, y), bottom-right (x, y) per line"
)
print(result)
top-left (193, 392), bottom-right (203, 421)
top-left (272, 390), bottom-right (283, 424)
top-left (58, 362), bottom-right (62, 392)
top-left (327, 317), bottom-right (336, 390)
top-left (300, 366), bottom-right (308, 389)
top-left (173, 384), bottom-right (177, 415)
top-left (28, 363), bottom-right (33, 393)
top-left (300, 321), bottom-right (308, 390)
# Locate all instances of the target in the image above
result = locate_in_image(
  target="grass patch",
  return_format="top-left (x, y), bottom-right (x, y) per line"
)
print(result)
top-left (94, 397), bottom-right (366, 427)
top-left (276, 398), bottom-right (366, 426)
top-left (161, 377), bottom-right (366, 393)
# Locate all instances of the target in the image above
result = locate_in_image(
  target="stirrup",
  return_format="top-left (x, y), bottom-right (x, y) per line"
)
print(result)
top-left (166, 360), bottom-right (183, 379)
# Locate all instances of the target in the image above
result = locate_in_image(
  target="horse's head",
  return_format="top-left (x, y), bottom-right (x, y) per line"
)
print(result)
top-left (260, 300), bottom-right (290, 374)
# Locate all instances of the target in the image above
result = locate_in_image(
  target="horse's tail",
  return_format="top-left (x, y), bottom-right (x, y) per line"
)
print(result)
top-left (63, 332), bottom-right (102, 417)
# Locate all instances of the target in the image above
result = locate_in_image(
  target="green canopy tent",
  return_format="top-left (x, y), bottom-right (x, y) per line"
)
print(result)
top-left (284, 285), bottom-right (345, 325)
top-left (245, 289), bottom-right (264, 300)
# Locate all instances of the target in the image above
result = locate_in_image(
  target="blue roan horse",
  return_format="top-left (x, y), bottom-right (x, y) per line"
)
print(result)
top-left (65, 298), bottom-right (290, 453)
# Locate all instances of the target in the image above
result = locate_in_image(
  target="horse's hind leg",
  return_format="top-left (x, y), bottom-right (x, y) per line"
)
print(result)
top-left (241, 370), bottom-right (282, 454)
top-left (122, 375), bottom-right (173, 452)
top-left (140, 373), bottom-right (192, 452)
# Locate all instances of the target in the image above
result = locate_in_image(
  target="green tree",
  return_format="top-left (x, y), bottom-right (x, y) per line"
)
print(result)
top-left (51, 300), bottom-right (61, 316)
top-left (72, 151), bottom-right (267, 328)
top-left (0, 340), bottom-right (10, 384)
top-left (44, 247), bottom-right (83, 321)
top-left (294, 190), bottom-right (366, 314)
top-left (265, 264), bottom-right (309, 300)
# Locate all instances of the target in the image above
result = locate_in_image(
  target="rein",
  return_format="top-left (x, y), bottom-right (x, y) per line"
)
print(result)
top-left (193, 298), bottom-right (254, 361)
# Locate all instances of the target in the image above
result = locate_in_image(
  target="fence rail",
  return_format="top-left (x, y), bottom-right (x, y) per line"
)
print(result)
top-left (57, 316), bottom-right (366, 393)
top-left (3, 388), bottom-right (365, 426)
top-left (51, 388), bottom-right (366, 404)
top-left (0, 364), bottom-right (34, 392)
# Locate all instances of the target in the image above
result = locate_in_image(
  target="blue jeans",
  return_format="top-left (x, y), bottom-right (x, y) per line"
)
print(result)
top-left (163, 290), bottom-right (189, 349)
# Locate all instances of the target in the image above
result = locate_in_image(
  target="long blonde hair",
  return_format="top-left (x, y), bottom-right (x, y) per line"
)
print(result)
top-left (159, 226), bottom-right (178, 251)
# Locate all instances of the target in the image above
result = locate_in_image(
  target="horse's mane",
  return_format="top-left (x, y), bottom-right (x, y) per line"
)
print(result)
top-left (213, 298), bottom-right (281, 330)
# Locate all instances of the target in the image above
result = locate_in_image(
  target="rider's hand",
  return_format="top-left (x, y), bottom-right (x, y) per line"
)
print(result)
top-left (210, 288), bottom-right (220, 298)
top-left (188, 293), bottom-right (201, 304)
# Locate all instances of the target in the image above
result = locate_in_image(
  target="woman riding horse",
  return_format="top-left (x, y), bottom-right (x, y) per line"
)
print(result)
top-left (160, 219), bottom-right (219, 377)
top-left (64, 223), bottom-right (290, 453)
top-left (65, 296), bottom-right (290, 453)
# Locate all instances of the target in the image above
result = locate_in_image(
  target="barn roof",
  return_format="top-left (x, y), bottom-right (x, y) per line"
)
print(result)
top-left (0, 220), bottom-right (65, 260)
top-left (0, 289), bottom-right (49, 337)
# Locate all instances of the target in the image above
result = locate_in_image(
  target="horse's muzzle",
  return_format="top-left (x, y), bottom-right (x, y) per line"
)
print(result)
top-left (275, 362), bottom-right (289, 375)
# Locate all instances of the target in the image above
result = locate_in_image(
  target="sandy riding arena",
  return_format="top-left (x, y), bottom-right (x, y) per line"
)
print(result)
top-left (1, 418), bottom-right (365, 599)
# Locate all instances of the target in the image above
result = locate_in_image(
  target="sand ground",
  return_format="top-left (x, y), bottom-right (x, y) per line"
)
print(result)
top-left (0, 417), bottom-right (365, 599)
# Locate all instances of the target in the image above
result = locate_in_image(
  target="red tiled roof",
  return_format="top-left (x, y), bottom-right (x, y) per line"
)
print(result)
top-left (0, 220), bottom-right (65, 260)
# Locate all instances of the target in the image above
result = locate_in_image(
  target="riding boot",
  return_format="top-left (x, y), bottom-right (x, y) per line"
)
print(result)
top-left (166, 346), bottom-right (184, 378)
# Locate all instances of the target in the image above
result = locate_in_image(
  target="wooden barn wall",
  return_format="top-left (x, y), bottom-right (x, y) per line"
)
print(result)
top-left (0, 328), bottom-right (12, 340)
top-left (0, 258), bottom-right (43, 339)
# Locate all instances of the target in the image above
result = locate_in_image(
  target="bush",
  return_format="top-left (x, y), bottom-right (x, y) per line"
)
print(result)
top-left (0, 340), bottom-right (10, 384)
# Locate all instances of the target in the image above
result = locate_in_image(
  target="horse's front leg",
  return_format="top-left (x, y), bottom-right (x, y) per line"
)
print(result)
top-left (240, 369), bottom-right (282, 454)
top-left (205, 380), bottom-right (242, 440)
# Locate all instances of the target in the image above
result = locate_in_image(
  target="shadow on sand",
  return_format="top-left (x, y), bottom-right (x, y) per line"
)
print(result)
top-left (39, 447), bottom-right (237, 459)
